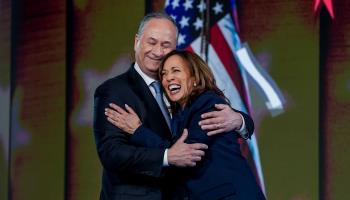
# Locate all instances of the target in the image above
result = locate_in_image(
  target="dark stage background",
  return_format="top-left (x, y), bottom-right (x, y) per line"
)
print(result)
top-left (0, 0), bottom-right (349, 199)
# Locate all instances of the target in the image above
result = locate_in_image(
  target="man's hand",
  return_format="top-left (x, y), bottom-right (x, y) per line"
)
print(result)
top-left (199, 104), bottom-right (243, 136)
top-left (168, 129), bottom-right (208, 167)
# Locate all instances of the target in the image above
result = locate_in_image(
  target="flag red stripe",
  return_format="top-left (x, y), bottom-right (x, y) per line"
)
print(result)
top-left (186, 46), bottom-right (193, 52)
top-left (210, 24), bottom-right (246, 104)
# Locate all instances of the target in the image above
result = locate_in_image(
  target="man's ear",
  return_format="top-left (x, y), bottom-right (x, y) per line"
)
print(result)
top-left (134, 34), bottom-right (139, 51)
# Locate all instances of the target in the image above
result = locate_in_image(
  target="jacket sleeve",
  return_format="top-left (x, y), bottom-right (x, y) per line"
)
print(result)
top-left (184, 93), bottom-right (254, 145)
top-left (234, 109), bottom-right (255, 139)
top-left (93, 84), bottom-right (165, 178)
top-left (183, 96), bottom-right (221, 145)
top-left (130, 125), bottom-right (171, 148)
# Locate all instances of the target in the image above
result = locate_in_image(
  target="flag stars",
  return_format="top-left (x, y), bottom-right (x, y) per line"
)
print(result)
top-left (179, 15), bottom-right (190, 28)
top-left (177, 33), bottom-right (186, 46)
top-left (183, 0), bottom-right (193, 11)
top-left (170, 14), bottom-right (177, 21)
top-left (212, 2), bottom-right (223, 15)
top-left (193, 17), bottom-right (203, 31)
top-left (197, 0), bottom-right (206, 12)
top-left (171, 0), bottom-right (180, 9)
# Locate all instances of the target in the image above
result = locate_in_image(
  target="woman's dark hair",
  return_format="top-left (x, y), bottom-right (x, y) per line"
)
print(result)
top-left (159, 49), bottom-right (227, 112)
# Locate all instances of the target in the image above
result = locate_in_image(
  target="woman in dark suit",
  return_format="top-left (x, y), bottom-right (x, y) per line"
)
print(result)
top-left (106, 50), bottom-right (265, 200)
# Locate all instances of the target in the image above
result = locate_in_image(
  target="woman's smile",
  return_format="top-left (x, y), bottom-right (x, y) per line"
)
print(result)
top-left (161, 55), bottom-right (195, 107)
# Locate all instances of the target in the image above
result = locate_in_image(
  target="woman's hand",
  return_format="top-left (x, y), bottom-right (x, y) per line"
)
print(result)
top-left (105, 103), bottom-right (141, 134)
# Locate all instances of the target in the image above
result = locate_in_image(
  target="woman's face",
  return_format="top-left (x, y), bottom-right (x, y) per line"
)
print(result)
top-left (161, 55), bottom-right (195, 107)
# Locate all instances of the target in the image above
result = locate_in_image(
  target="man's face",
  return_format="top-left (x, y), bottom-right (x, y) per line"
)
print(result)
top-left (134, 18), bottom-right (177, 79)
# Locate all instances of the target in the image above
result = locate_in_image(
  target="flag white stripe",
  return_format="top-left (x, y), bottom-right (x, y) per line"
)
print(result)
top-left (236, 45), bottom-right (284, 112)
top-left (190, 38), bottom-right (246, 111)
top-left (218, 14), bottom-right (240, 51)
top-left (240, 66), bottom-right (267, 195)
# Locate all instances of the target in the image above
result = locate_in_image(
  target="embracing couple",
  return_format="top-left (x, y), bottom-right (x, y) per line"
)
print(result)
top-left (93, 12), bottom-right (265, 200)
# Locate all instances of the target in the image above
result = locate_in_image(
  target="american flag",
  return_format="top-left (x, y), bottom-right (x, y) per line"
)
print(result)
top-left (164, 0), bottom-right (267, 194)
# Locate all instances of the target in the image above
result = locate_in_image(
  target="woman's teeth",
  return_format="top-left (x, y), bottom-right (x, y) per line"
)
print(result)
top-left (168, 84), bottom-right (181, 94)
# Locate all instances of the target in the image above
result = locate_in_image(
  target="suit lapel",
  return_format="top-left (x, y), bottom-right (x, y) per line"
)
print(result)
top-left (127, 65), bottom-right (172, 139)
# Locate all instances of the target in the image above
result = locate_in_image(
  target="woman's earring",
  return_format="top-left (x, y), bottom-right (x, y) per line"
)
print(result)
top-left (194, 82), bottom-right (197, 87)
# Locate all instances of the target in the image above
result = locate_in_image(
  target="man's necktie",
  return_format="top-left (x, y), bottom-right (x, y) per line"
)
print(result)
top-left (151, 81), bottom-right (171, 129)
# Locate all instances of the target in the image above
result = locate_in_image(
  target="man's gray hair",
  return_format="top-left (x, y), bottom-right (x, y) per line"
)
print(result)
top-left (137, 12), bottom-right (179, 39)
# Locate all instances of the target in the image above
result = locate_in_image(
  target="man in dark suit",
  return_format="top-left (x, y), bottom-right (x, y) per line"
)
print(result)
top-left (94, 12), bottom-right (253, 200)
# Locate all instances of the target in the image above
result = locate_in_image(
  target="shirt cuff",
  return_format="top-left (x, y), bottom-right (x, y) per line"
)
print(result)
top-left (237, 114), bottom-right (249, 139)
top-left (163, 149), bottom-right (169, 167)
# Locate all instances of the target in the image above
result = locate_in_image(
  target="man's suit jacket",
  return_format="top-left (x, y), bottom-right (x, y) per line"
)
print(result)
top-left (93, 65), bottom-right (172, 200)
top-left (129, 91), bottom-right (265, 200)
